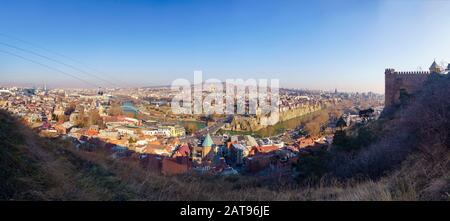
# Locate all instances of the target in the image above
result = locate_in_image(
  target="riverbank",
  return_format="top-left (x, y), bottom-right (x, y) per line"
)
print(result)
top-left (219, 110), bottom-right (324, 138)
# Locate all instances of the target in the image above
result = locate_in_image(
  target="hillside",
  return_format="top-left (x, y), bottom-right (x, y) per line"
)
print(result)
top-left (296, 74), bottom-right (450, 200)
top-left (1, 75), bottom-right (449, 201)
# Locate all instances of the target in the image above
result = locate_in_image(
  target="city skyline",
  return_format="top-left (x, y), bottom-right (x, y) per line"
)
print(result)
top-left (1, 0), bottom-right (450, 93)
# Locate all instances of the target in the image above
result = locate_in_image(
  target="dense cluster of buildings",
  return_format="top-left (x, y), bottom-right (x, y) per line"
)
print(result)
top-left (0, 84), bottom-right (382, 179)
top-left (2, 60), bottom-right (442, 180)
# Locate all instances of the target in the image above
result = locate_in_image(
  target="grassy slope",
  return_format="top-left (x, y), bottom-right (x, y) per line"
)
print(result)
top-left (0, 111), bottom-right (137, 200)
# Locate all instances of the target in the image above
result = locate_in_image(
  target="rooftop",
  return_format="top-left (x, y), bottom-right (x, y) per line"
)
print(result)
top-left (202, 133), bottom-right (214, 147)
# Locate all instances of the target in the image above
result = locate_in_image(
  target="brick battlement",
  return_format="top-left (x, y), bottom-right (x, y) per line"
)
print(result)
top-left (394, 71), bottom-right (429, 75)
top-left (385, 68), bottom-right (429, 75)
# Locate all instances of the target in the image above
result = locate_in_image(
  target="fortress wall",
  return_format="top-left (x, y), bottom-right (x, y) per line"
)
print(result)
top-left (226, 102), bottom-right (324, 132)
top-left (385, 69), bottom-right (430, 106)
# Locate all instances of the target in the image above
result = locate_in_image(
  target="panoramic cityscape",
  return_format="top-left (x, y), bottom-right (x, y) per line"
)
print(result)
top-left (0, 80), bottom-right (385, 176)
top-left (1, 0), bottom-right (449, 211)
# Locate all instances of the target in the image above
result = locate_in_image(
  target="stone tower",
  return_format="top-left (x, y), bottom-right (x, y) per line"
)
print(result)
top-left (384, 61), bottom-right (447, 107)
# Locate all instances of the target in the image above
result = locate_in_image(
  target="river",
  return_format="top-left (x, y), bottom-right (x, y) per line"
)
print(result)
top-left (122, 101), bottom-right (139, 115)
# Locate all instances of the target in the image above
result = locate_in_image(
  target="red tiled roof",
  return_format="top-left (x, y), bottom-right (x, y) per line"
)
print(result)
top-left (173, 144), bottom-right (190, 157)
top-left (250, 145), bottom-right (279, 155)
top-left (86, 129), bottom-right (99, 136)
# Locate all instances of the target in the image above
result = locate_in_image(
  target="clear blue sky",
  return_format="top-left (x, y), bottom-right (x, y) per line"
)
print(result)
top-left (1, 0), bottom-right (450, 92)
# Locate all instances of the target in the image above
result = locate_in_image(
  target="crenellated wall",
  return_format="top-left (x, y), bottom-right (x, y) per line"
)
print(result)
top-left (384, 69), bottom-right (430, 107)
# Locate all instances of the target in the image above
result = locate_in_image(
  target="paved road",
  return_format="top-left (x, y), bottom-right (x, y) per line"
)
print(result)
top-left (195, 115), bottom-right (233, 137)
top-left (179, 115), bottom-right (233, 144)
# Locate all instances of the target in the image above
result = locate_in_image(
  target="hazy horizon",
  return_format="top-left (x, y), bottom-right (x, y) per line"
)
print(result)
top-left (0, 80), bottom-right (383, 94)
top-left (1, 0), bottom-right (450, 93)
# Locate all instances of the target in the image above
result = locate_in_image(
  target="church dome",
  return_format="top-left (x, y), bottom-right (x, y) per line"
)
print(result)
top-left (429, 60), bottom-right (443, 73)
top-left (202, 133), bottom-right (214, 147)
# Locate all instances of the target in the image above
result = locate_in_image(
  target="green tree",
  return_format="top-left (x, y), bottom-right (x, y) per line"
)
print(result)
top-left (128, 137), bottom-right (136, 144)
top-left (296, 150), bottom-right (329, 183)
top-left (336, 116), bottom-right (347, 130)
top-left (333, 130), bottom-right (350, 150)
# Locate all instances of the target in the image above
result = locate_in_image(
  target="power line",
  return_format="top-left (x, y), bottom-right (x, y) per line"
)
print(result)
top-left (0, 49), bottom-right (100, 88)
top-left (0, 40), bottom-right (120, 87)
top-left (0, 33), bottom-right (132, 87)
